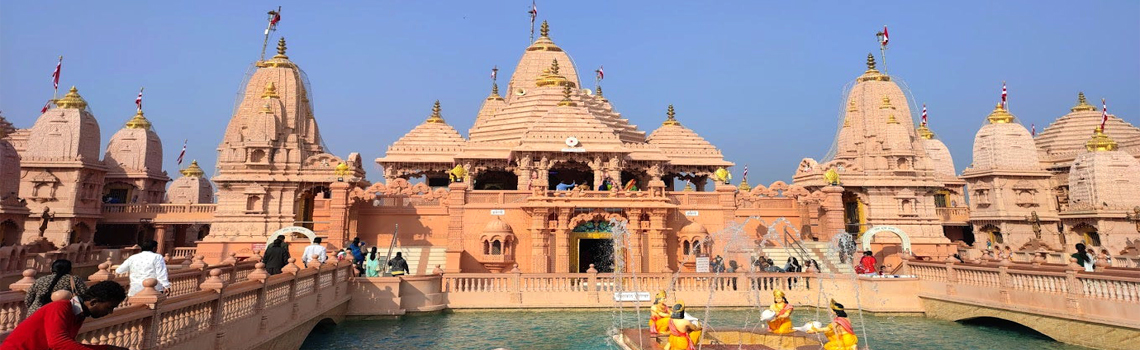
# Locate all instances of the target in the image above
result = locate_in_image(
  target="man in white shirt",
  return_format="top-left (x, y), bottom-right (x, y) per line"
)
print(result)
top-left (114, 240), bottom-right (172, 296)
top-left (302, 237), bottom-right (328, 268)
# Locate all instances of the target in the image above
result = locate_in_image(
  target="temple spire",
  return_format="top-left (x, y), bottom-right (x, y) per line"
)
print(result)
top-left (540, 20), bottom-right (549, 38)
top-left (1071, 92), bottom-right (1096, 112)
top-left (662, 104), bottom-right (680, 126)
top-left (55, 86), bottom-right (87, 109)
top-left (426, 100), bottom-right (445, 123)
top-left (1086, 126), bottom-right (1118, 152)
top-left (180, 160), bottom-right (206, 177)
top-left (124, 110), bottom-right (152, 130)
top-left (274, 37), bottom-right (288, 59)
top-left (557, 85), bottom-right (576, 107)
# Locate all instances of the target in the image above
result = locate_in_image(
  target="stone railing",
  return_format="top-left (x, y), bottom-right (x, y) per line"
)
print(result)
top-left (0, 258), bottom-right (353, 350)
top-left (668, 192), bottom-right (723, 206)
top-left (0, 245), bottom-right (140, 286)
top-left (1009, 251), bottom-right (1140, 268)
top-left (906, 260), bottom-right (1140, 329)
top-left (0, 254), bottom-right (257, 333)
top-left (172, 247), bottom-right (198, 259)
top-left (100, 204), bottom-right (217, 224)
top-left (935, 207), bottom-right (969, 223)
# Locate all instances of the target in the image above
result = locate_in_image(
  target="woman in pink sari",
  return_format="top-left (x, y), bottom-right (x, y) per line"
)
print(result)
top-left (855, 251), bottom-right (876, 274)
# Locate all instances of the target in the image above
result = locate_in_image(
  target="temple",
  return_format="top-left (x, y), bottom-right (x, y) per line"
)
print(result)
top-left (0, 20), bottom-right (1136, 278)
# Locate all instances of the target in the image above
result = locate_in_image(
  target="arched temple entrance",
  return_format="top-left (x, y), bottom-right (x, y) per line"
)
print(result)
top-left (570, 220), bottom-right (615, 273)
top-left (860, 225), bottom-right (912, 268)
top-left (267, 226), bottom-right (318, 246)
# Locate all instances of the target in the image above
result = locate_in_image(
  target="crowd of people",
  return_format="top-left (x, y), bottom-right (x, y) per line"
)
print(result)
top-left (260, 235), bottom-right (409, 277)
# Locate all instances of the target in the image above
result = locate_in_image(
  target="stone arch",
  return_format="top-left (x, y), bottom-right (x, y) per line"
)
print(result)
top-left (860, 225), bottom-right (912, 252)
top-left (0, 219), bottom-right (20, 246)
top-left (266, 226), bottom-right (317, 246)
top-left (71, 222), bottom-right (93, 244)
top-left (1070, 223), bottom-right (1100, 247)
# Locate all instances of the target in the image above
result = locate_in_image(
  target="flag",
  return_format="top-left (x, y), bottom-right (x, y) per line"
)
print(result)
top-left (743, 165), bottom-right (749, 183)
top-left (595, 66), bottom-right (604, 81)
top-left (265, 7), bottom-right (281, 35)
top-left (1001, 82), bottom-right (1007, 109)
top-left (1100, 98), bottom-right (1108, 131)
top-left (879, 25), bottom-right (889, 46)
top-left (921, 104), bottom-right (927, 125)
top-left (135, 88), bottom-right (144, 111)
top-left (52, 56), bottom-right (62, 90)
top-left (40, 100), bottom-right (52, 114)
top-left (491, 66), bottom-right (498, 81)
top-left (1031, 124), bottom-right (1036, 136)
top-left (176, 140), bottom-right (187, 165)
top-left (530, 1), bottom-right (538, 24)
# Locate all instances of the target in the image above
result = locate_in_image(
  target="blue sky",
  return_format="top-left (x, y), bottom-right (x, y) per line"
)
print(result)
top-left (2, 1), bottom-right (1137, 185)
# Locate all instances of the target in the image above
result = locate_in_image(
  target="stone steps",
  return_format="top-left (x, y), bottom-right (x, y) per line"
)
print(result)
top-left (370, 246), bottom-right (447, 275)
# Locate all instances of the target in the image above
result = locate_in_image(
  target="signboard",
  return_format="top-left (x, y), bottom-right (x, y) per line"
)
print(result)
top-left (251, 243), bottom-right (266, 252)
top-left (695, 256), bottom-right (710, 273)
top-left (490, 209), bottom-right (506, 216)
top-left (684, 210), bottom-right (699, 217)
top-left (613, 292), bottom-right (652, 302)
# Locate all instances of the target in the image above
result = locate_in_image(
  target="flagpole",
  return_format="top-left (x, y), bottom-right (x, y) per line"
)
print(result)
top-left (879, 45), bottom-right (888, 74)
top-left (260, 6), bottom-right (281, 62)
top-left (54, 56), bottom-right (62, 99)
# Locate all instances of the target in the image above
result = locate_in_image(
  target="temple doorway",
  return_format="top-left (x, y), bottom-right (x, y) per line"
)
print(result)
top-left (474, 170), bottom-right (518, 190)
top-left (549, 161), bottom-right (592, 190)
top-left (571, 220), bottom-right (615, 272)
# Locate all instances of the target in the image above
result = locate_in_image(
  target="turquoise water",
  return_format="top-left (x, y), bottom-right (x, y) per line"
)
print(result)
top-left (299, 309), bottom-right (1095, 350)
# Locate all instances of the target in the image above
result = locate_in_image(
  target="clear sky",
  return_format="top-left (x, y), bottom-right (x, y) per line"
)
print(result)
top-left (2, 1), bottom-right (1137, 186)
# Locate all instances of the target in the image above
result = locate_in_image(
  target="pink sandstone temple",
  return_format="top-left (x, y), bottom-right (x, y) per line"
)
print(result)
top-left (2, 21), bottom-right (1139, 277)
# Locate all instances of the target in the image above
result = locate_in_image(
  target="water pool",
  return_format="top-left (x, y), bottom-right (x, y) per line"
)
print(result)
top-left (299, 309), bottom-right (1094, 350)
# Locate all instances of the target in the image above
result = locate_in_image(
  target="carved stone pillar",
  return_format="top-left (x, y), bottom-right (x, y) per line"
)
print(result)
top-left (530, 208), bottom-right (550, 273)
top-left (555, 208), bottom-right (571, 272)
top-left (445, 183), bottom-right (468, 273)
top-left (328, 181), bottom-right (352, 245)
top-left (820, 185), bottom-right (846, 242)
top-left (627, 211), bottom-right (644, 273)
top-left (648, 208), bottom-right (670, 272)
top-left (517, 167), bottom-right (533, 190)
top-left (154, 224), bottom-right (169, 254)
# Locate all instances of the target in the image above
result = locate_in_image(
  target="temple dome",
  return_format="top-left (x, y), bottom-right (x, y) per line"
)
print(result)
top-left (1067, 130), bottom-right (1140, 210)
top-left (680, 222), bottom-right (708, 235)
top-left (0, 115), bottom-right (20, 198)
top-left (484, 217), bottom-right (513, 234)
top-left (166, 160), bottom-right (214, 204)
top-left (378, 101), bottom-right (466, 163)
top-left (505, 21), bottom-right (581, 103)
top-left (26, 86), bottom-right (102, 162)
top-left (965, 104), bottom-right (1042, 172)
top-left (647, 105), bottom-right (732, 167)
top-left (1036, 92), bottom-right (1140, 168)
top-left (830, 55), bottom-right (927, 170)
top-left (918, 126), bottom-right (957, 178)
top-left (517, 86), bottom-right (624, 152)
top-left (472, 83), bottom-right (506, 128)
top-left (104, 110), bottom-right (164, 175)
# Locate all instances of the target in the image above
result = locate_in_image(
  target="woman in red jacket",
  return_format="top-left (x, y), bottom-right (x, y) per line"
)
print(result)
top-left (1, 281), bottom-right (128, 350)
top-left (855, 251), bottom-right (877, 275)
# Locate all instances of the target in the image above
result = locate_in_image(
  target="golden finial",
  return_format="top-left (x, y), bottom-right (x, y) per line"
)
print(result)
top-left (274, 37), bottom-right (288, 58)
top-left (917, 124), bottom-right (934, 139)
top-left (1085, 126), bottom-right (1118, 152)
top-left (739, 178), bottom-right (751, 192)
top-left (866, 53), bottom-right (876, 71)
top-left (1070, 92), bottom-right (1096, 112)
top-left (124, 110), bottom-right (152, 129)
top-left (550, 59), bottom-right (560, 75)
top-left (557, 85), bottom-right (576, 107)
top-left (858, 53), bottom-right (890, 82)
top-left (887, 114), bottom-right (899, 124)
top-left (595, 85), bottom-right (604, 98)
top-left (847, 100), bottom-right (857, 112)
top-left (535, 59), bottom-right (575, 88)
top-left (55, 86), bottom-right (88, 109)
top-left (261, 82), bottom-right (279, 99)
top-left (662, 104), bottom-right (680, 126)
top-left (880, 95), bottom-right (892, 109)
top-left (683, 181), bottom-right (694, 191)
top-left (540, 20), bottom-right (549, 37)
top-left (986, 103), bottom-right (1014, 124)
top-left (426, 100), bottom-right (445, 123)
top-left (487, 83), bottom-right (503, 101)
top-left (843, 117), bottom-right (850, 128)
top-left (180, 160), bottom-right (205, 177)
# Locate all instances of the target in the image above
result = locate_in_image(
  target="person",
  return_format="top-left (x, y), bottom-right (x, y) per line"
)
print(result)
top-left (764, 259), bottom-right (783, 273)
top-left (301, 237), bottom-right (328, 268)
top-left (349, 237), bottom-right (366, 276)
top-left (1086, 248), bottom-right (1098, 271)
top-left (649, 290), bottom-right (671, 335)
top-left (712, 256), bottom-right (725, 273)
top-left (783, 258), bottom-right (796, 273)
top-left (1099, 248), bottom-right (1113, 267)
top-left (261, 236), bottom-right (290, 275)
top-left (24, 259), bottom-right (88, 315)
top-left (387, 251), bottom-right (409, 276)
top-left (336, 249), bottom-right (347, 262)
top-left (623, 179), bottom-right (638, 191)
top-left (801, 299), bottom-right (858, 350)
top-left (664, 301), bottom-right (702, 350)
top-left (765, 290), bottom-right (794, 334)
top-left (554, 180), bottom-right (576, 191)
top-left (855, 251), bottom-right (876, 275)
top-left (1, 281), bottom-right (129, 350)
top-left (791, 258), bottom-right (802, 273)
top-left (364, 247), bottom-right (381, 277)
top-left (1071, 243), bottom-right (1092, 272)
top-left (114, 240), bottom-right (171, 297)
top-left (1002, 246), bottom-right (1014, 261)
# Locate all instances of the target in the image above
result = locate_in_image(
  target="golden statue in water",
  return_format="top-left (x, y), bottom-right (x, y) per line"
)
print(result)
top-left (824, 168), bottom-right (840, 186)
top-left (649, 290), bottom-right (671, 335)
top-left (714, 167), bottom-right (732, 184)
top-left (798, 299), bottom-right (858, 350)
top-left (448, 164), bottom-right (467, 182)
top-left (765, 290), bottom-right (794, 334)
top-left (664, 300), bottom-right (702, 350)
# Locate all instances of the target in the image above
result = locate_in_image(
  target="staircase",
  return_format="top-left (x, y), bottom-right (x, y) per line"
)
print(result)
top-left (759, 241), bottom-right (854, 275)
top-left (371, 246), bottom-right (447, 275)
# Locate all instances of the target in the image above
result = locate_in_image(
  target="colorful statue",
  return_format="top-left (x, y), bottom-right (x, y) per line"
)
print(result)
top-left (649, 290), bottom-right (671, 335)
top-left (448, 164), bottom-right (467, 182)
top-left (334, 162), bottom-right (349, 179)
top-left (824, 168), bottom-right (840, 186)
top-left (664, 300), bottom-right (702, 350)
top-left (764, 290), bottom-right (794, 334)
top-left (624, 179), bottom-right (638, 191)
top-left (798, 299), bottom-right (858, 350)
top-left (714, 167), bottom-right (731, 184)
